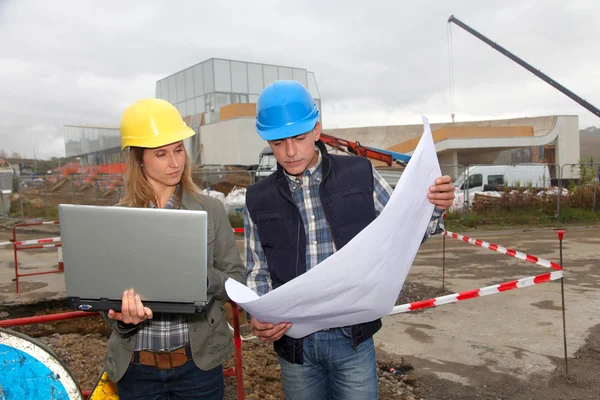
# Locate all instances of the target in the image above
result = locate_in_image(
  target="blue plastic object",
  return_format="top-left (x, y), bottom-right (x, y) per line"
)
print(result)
top-left (256, 80), bottom-right (319, 141)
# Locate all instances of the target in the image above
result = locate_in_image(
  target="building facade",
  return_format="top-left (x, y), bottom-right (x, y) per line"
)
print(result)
top-left (64, 58), bottom-right (322, 169)
top-left (155, 58), bottom-right (321, 120)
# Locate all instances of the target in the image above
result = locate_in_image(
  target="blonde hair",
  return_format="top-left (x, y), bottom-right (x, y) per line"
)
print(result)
top-left (120, 145), bottom-right (200, 208)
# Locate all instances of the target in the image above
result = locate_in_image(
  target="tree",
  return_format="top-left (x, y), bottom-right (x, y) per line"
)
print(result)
top-left (11, 152), bottom-right (22, 159)
top-left (0, 149), bottom-right (7, 158)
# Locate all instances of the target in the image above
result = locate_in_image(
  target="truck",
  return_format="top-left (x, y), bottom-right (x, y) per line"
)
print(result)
top-left (255, 146), bottom-right (277, 182)
top-left (453, 164), bottom-right (551, 203)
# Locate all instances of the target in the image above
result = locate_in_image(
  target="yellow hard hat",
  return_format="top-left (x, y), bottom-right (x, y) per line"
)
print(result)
top-left (120, 98), bottom-right (195, 150)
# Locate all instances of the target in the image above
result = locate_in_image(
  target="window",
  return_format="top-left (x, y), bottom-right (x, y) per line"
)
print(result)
top-left (248, 63), bottom-right (263, 94)
top-left (469, 174), bottom-right (483, 188)
top-left (193, 64), bottom-right (204, 95)
top-left (487, 175), bottom-right (504, 185)
top-left (231, 61), bottom-right (248, 93)
top-left (194, 96), bottom-right (204, 114)
top-left (278, 66), bottom-right (293, 80)
top-left (175, 73), bottom-right (185, 103)
top-left (203, 59), bottom-right (214, 93)
top-left (214, 59), bottom-right (232, 92)
top-left (292, 68), bottom-right (307, 87)
top-left (215, 93), bottom-right (230, 109)
top-left (184, 68), bottom-right (195, 100)
top-left (263, 65), bottom-right (278, 86)
top-left (462, 174), bottom-right (482, 190)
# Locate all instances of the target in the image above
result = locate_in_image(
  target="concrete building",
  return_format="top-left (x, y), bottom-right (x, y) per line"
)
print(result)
top-left (63, 58), bottom-right (322, 169)
top-left (63, 57), bottom-right (581, 180)
top-left (324, 115), bottom-right (580, 178)
top-left (63, 125), bottom-right (123, 173)
top-left (155, 58), bottom-right (321, 166)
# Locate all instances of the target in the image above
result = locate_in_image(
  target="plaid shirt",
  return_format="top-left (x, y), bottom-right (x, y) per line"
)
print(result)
top-left (132, 188), bottom-right (189, 351)
top-left (245, 151), bottom-right (445, 296)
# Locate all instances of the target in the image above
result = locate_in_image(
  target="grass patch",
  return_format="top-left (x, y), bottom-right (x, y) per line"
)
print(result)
top-left (446, 206), bottom-right (599, 230)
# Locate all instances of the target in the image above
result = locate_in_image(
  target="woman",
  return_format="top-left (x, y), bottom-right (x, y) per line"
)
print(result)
top-left (102, 98), bottom-right (246, 399)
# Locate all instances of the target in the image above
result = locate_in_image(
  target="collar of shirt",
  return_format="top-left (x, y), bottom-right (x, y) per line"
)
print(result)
top-left (148, 185), bottom-right (181, 209)
top-left (284, 149), bottom-right (322, 193)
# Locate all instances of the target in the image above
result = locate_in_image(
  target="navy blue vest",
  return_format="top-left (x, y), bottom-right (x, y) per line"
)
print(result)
top-left (246, 140), bottom-right (382, 364)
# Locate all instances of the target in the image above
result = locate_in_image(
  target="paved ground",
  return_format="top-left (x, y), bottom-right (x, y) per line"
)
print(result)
top-left (1, 225), bottom-right (599, 397)
top-left (376, 226), bottom-right (600, 394)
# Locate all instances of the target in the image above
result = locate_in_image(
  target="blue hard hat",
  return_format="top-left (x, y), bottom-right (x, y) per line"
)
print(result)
top-left (256, 80), bottom-right (320, 141)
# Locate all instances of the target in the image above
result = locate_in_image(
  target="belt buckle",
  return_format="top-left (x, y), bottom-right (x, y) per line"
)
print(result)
top-left (153, 351), bottom-right (174, 370)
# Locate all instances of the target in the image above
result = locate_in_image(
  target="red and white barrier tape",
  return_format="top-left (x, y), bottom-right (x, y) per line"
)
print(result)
top-left (1, 228), bottom-right (245, 249)
top-left (444, 230), bottom-right (562, 271)
top-left (18, 243), bottom-right (62, 250)
top-left (390, 270), bottom-right (563, 315)
top-left (14, 237), bottom-right (62, 247)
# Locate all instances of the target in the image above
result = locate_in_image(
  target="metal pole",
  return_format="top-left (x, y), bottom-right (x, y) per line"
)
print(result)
top-left (18, 179), bottom-right (24, 220)
top-left (442, 213), bottom-right (446, 292)
top-left (557, 229), bottom-right (568, 376)
top-left (0, 311), bottom-right (99, 327)
top-left (44, 186), bottom-right (49, 219)
top-left (464, 168), bottom-right (470, 220)
top-left (593, 168), bottom-right (598, 213)
top-left (556, 165), bottom-right (562, 218)
top-left (12, 223), bottom-right (20, 295)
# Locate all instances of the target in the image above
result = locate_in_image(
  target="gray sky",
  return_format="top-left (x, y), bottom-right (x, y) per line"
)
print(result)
top-left (1, 0), bottom-right (599, 159)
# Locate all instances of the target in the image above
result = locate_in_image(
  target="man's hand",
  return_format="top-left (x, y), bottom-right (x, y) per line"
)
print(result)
top-left (107, 289), bottom-right (153, 325)
top-left (428, 175), bottom-right (456, 210)
top-left (250, 316), bottom-right (291, 342)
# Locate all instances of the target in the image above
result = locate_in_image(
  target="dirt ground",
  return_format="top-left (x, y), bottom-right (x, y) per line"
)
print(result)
top-left (1, 296), bottom-right (425, 399)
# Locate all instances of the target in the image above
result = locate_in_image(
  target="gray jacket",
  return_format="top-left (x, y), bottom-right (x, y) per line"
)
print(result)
top-left (102, 190), bottom-right (246, 382)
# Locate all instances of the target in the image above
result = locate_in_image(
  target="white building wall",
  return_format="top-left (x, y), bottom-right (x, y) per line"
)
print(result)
top-left (200, 118), bottom-right (265, 165)
top-left (554, 116), bottom-right (580, 178)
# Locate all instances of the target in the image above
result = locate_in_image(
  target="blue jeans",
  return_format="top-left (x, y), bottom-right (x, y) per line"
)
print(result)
top-left (117, 360), bottom-right (224, 400)
top-left (278, 328), bottom-right (378, 400)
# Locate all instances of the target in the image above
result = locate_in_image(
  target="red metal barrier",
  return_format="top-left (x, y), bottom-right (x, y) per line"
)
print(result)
top-left (12, 221), bottom-right (62, 294)
top-left (224, 302), bottom-right (245, 399)
top-left (0, 302), bottom-right (245, 399)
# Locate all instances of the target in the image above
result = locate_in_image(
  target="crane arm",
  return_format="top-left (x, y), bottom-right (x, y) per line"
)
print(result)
top-left (448, 14), bottom-right (600, 119)
top-left (320, 133), bottom-right (411, 166)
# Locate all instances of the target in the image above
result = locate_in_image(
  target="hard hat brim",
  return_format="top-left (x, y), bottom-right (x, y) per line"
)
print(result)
top-left (121, 126), bottom-right (195, 150)
top-left (256, 113), bottom-right (319, 141)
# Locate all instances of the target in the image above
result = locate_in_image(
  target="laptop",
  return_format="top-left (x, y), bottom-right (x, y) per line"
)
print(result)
top-left (58, 204), bottom-right (209, 314)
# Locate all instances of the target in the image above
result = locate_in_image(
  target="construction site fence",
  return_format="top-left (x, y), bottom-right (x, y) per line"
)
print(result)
top-left (455, 162), bottom-right (600, 220)
top-left (3, 163), bottom-right (600, 221)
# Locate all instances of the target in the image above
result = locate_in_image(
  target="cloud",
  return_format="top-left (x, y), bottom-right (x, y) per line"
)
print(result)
top-left (0, 0), bottom-right (598, 158)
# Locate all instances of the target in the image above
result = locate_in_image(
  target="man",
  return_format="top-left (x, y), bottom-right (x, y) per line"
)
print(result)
top-left (244, 80), bottom-right (455, 399)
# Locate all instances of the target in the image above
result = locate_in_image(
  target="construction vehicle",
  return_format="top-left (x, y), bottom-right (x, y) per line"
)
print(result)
top-left (255, 134), bottom-right (411, 187)
top-left (447, 15), bottom-right (600, 119)
top-left (319, 133), bottom-right (411, 166)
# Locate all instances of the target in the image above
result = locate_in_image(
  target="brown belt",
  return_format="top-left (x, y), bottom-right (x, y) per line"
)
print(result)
top-left (131, 345), bottom-right (190, 370)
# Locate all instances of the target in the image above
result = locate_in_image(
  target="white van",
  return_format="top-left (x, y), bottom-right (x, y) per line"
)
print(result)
top-left (453, 164), bottom-right (551, 201)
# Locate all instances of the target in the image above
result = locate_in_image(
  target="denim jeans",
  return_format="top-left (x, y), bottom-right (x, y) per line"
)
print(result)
top-left (278, 328), bottom-right (378, 400)
top-left (117, 359), bottom-right (224, 400)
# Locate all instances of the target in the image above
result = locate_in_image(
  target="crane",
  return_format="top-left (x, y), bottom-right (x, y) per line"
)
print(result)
top-left (320, 133), bottom-right (411, 166)
top-left (447, 15), bottom-right (600, 119)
